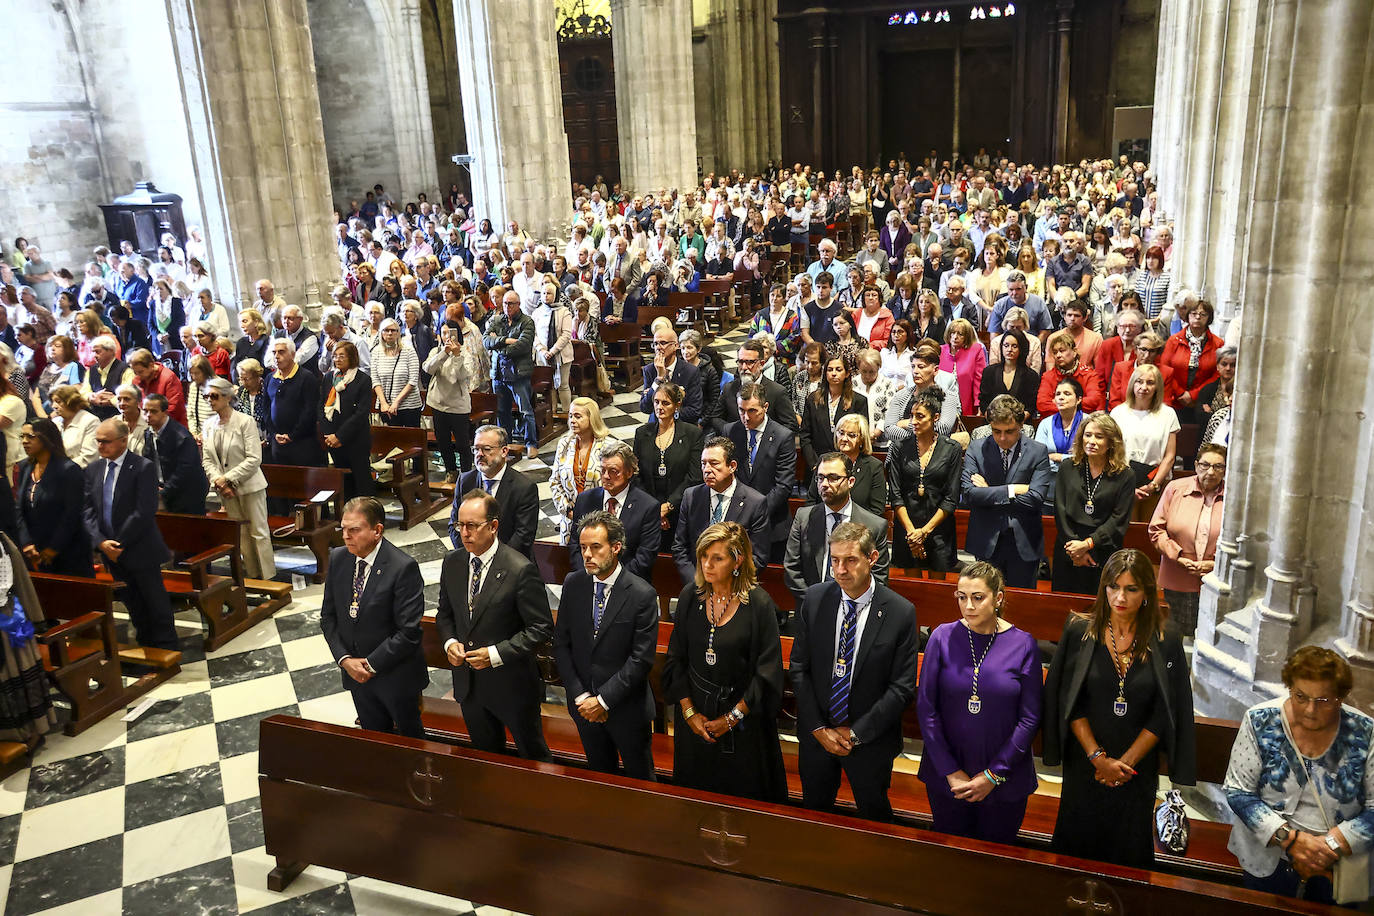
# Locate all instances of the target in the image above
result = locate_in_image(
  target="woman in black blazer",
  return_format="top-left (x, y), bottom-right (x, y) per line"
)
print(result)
top-left (401, 301), bottom-right (436, 383)
top-left (799, 353), bottom-right (868, 478)
top-left (16, 419), bottom-right (91, 576)
top-left (148, 279), bottom-right (186, 356)
top-left (319, 340), bottom-right (376, 499)
top-left (886, 389), bottom-right (961, 571)
top-left (806, 412), bottom-right (887, 517)
top-left (633, 381), bottom-right (704, 534)
top-left (979, 328), bottom-right (1041, 422)
top-left (108, 304), bottom-right (152, 355)
top-left (1052, 412), bottom-right (1136, 595)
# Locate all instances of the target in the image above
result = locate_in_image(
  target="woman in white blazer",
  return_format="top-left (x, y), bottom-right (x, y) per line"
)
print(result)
top-left (200, 377), bottom-right (275, 579)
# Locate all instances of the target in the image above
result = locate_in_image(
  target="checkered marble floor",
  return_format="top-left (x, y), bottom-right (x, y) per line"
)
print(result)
top-left (0, 326), bottom-right (752, 915)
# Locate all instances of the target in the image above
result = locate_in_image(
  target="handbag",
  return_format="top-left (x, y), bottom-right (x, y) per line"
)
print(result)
top-left (1303, 757), bottom-right (1371, 904)
top-left (1153, 788), bottom-right (1190, 855)
top-left (596, 364), bottom-right (613, 395)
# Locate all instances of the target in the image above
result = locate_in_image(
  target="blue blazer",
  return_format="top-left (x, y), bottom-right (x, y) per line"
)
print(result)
top-left (553, 567), bottom-right (659, 726)
top-left (639, 359), bottom-right (703, 425)
top-left (319, 539), bottom-right (429, 694)
top-left (569, 485), bottom-right (661, 581)
top-left (726, 420), bottom-right (796, 546)
top-left (961, 435), bottom-right (1054, 562)
top-left (671, 481), bottom-right (770, 584)
top-left (82, 451), bottom-right (170, 570)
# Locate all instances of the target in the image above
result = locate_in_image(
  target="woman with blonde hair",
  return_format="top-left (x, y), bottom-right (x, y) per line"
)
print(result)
top-left (549, 396), bottom-right (618, 544)
top-left (371, 318), bottom-right (422, 428)
top-left (662, 521), bottom-right (785, 803)
top-left (73, 310), bottom-right (107, 368)
top-left (1052, 413), bottom-right (1137, 594)
top-left (939, 317), bottom-right (987, 416)
top-left (47, 385), bottom-right (100, 467)
top-left (1109, 363), bottom-right (1179, 505)
top-left (1014, 245), bottom-right (1044, 300)
top-left (232, 308), bottom-right (269, 379)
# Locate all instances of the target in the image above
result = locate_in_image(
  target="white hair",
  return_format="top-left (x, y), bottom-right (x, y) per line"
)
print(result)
top-left (271, 336), bottom-right (297, 358)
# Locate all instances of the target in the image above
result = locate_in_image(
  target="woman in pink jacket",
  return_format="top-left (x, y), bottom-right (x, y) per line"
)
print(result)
top-left (939, 317), bottom-right (987, 416)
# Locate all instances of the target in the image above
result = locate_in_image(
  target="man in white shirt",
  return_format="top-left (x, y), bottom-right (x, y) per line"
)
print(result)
top-left (512, 253), bottom-right (542, 315)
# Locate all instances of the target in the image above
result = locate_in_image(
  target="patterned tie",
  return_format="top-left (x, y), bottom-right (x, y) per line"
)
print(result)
top-left (824, 511), bottom-right (842, 580)
top-left (1002, 448), bottom-right (1012, 475)
top-left (483, 477), bottom-right (495, 495)
top-left (711, 492), bottom-right (725, 524)
top-left (469, 556), bottom-right (482, 608)
top-left (607, 496), bottom-right (619, 516)
top-left (748, 428), bottom-right (759, 472)
top-left (101, 459), bottom-right (117, 534)
top-left (351, 556), bottom-right (366, 618)
top-left (830, 599), bottom-right (859, 725)
top-left (593, 580), bottom-right (606, 633)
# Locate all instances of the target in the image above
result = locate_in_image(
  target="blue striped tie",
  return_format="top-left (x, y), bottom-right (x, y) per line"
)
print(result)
top-left (830, 599), bottom-right (859, 724)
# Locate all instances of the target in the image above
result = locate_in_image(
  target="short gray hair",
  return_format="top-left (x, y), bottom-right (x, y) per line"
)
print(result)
top-left (599, 439), bottom-right (638, 475)
top-left (1005, 269), bottom-right (1027, 287)
top-left (271, 336), bottom-right (297, 359)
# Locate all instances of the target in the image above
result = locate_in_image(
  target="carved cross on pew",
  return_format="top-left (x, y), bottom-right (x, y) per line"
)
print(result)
top-left (407, 756), bottom-right (444, 807)
top-left (698, 812), bottom-right (749, 866)
top-left (1065, 878), bottom-right (1122, 915)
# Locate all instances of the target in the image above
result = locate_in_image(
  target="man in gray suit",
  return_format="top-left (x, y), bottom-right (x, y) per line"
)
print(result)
top-left (784, 452), bottom-right (890, 606)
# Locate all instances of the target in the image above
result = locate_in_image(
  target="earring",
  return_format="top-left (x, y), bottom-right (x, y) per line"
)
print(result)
top-left (732, 568), bottom-right (740, 577)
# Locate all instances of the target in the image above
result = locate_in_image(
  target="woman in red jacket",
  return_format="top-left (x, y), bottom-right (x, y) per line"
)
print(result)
top-left (1160, 299), bottom-right (1223, 424)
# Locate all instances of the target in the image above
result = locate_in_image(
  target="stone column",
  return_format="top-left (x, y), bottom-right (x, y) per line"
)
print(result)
top-left (611, 0), bottom-right (698, 194)
top-left (452, 0), bottom-right (570, 242)
top-left (386, 0), bottom-right (439, 202)
top-left (1172, 0), bottom-right (1374, 716)
top-left (167, 0), bottom-right (339, 314)
top-left (1050, 0), bottom-right (1075, 163)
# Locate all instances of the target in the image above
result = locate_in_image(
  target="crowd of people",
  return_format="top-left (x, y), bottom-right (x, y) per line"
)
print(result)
top-left (0, 154), bottom-right (1360, 908)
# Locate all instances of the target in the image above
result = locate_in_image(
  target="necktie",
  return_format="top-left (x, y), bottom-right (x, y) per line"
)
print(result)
top-left (470, 556), bottom-right (482, 607)
top-left (145, 430), bottom-right (162, 485)
top-left (711, 492), bottom-right (725, 524)
top-left (607, 496), bottom-right (619, 516)
top-left (830, 510), bottom-right (843, 533)
top-left (1002, 448), bottom-right (1012, 475)
top-left (351, 556), bottom-right (366, 618)
top-left (593, 580), bottom-right (606, 633)
top-left (823, 511), bottom-right (843, 580)
top-left (101, 459), bottom-right (117, 534)
top-left (748, 428), bottom-right (758, 471)
top-left (483, 477), bottom-right (495, 494)
top-left (830, 599), bottom-right (859, 725)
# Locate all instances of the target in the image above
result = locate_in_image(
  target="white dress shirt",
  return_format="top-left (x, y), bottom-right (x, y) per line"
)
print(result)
top-left (575, 561), bottom-right (624, 710)
top-left (443, 538), bottom-right (505, 667)
top-left (336, 540), bottom-right (383, 666)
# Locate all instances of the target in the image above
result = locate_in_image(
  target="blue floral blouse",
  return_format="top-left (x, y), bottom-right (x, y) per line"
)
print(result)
top-left (1224, 698), bottom-right (1374, 880)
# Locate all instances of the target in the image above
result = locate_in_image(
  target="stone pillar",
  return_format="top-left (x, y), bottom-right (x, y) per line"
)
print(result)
top-left (169, 0), bottom-right (339, 314)
top-left (452, 0), bottom-right (570, 242)
top-left (610, 0), bottom-right (698, 194)
top-left (702, 0), bottom-right (780, 175)
top-left (1050, 0), bottom-right (1075, 163)
top-left (1167, 0), bottom-right (1374, 716)
top-left (385, 0), bottom-right (439, 203)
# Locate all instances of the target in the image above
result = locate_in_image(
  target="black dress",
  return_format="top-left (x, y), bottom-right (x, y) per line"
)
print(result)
top-left (807, 453), bottom-right (888, 518)
top-left (662, 584), bottom-right (786, 803)
top-left (16, 458), bottom-right (91, 577)
top-left (1051, 459), bottom-right (1135, 595)
top-left (633, 422), bottom-right (703, 534)
top-left (979, 364), bottom-right (1041, 422)
top-left (1050, 642), bottom-right (1170, 868)
top-left (886, 435), bottom-right (961, 571)
top-left (799, 391), bottom-right (869, 473)
top-left (319, 370), bottom-right (376, 498)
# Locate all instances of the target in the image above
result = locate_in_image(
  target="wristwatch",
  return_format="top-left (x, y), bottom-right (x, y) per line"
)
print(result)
top-left (727, 708), bottom-right (745, 727)
top-left (1271, 825), bottom-right (1292, 847)
top-left (1325, 833), bottom-right (1343, 855)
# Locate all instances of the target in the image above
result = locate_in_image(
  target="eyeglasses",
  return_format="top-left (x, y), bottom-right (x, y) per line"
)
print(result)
top-left (472, 444), bottom-right (502, 455)
top-left (651, 341), bottom-right (675, 349)
top-left (94, 437), bottom-right (125, 445)
top-left (1196, 461), bottom-right (1225, 472)
top-left (1291, 690), bottom-right (1338, 709)
top-left (454, 521), bottom-right (494, 533)
top-left (815, 474), bottom-right (851, 484)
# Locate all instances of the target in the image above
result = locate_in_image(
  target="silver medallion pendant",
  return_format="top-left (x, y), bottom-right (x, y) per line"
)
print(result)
top-left (967, 694), bottom-right (982, 715)
top-left (1085, 499), bottom-right (1096, 515)
top-left (349, 603), bottom-right (359, 619)
top-left (705, 649), bottom-right (717, 666)
top-left (917, 484), bottom-right (926, 497)
top-left (833, 660), bottom-right (847, 679)
top-left (1113, 697), bottom-right (1128, 717)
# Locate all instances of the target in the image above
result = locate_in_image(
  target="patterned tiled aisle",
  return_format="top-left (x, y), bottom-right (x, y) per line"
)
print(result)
top-left (0, 327), bottom-right (750, 915)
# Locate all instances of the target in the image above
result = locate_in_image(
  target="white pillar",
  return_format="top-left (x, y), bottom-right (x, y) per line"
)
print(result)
top-left (452, 0), bottom-right (571, 241)
top-left (612, 0), bottom-right (699, 194)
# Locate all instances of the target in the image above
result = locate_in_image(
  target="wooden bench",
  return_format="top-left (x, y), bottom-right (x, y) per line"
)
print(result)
top-left (634, 306), bottom-right (679, 360)
top-left (665, 292), bottom-right (708, 342)
top-left (138, 513), bottom-right (287, 650)
top-left (698, 278), bottom-right (735, 334)
top-left (370, 426), bottom-right (449, 530)
top-left (600, 322), bottom-right (643, 385)
top-left (31, 572), bottom-right (179, 735)
top-left (211, 464), bottom-right (343, 584)
top-left (263, 718), bottom-right (1306, 912)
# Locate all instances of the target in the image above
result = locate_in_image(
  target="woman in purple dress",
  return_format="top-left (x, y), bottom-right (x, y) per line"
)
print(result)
top-left (916, 561), bottom-right (1043, 844)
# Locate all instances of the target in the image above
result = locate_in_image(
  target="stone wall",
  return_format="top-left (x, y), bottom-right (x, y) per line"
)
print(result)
top-left (422, 0), bottom-right (466, 199)
top-left (1114, 0), bottom-right (1161, 108)
top-left (307, 0), bottom-right (402, 210)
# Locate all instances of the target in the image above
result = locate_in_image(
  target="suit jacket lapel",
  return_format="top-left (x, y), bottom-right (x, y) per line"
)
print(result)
top-left (853, 590), bottom-right (889, 680)
top-left (807, 507), bottom-right (829, 583)
top-left (468, 547), bottom-right (504, 628)
top-left (815, 586), bottom-right (840, 684)
top-left (361, 544), bottom-right (385, 604)
top-left (592, 576), bottom-right (628, 646)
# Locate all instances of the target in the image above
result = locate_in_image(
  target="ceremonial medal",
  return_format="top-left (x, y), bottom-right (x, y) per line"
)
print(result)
top-left (966, 624), bottom-right (996, 717)
top-left (1085, 499), bottom-right (1096, 514)
top-left (833, 659), bottom-right (847, 679)
top-left (349, 601), bottom-right (359, 619)
top-left (917, 484), bottom-right (926, 497)
top-left (1106, 622), bottom-right (1134, 719)
top-left (658, 453), bottom-right (667, 477)
top-left (1113, 696), bottom-right (1128, 717)
top-left (967, 694), bottom-right (982, 715)
top-left (705, 649), bottom-right (717, 666)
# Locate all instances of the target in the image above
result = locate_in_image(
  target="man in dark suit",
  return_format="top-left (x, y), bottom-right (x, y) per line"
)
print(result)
top-left (569, 441), bottom-right (660, 580)
top-left (437, 489), bottom-right (554, 760)
top-left (82, 417), bottom-right (179, 651)
top-left (672, 436), bottom-right (769, 585)
top-left (142, 393), bottom-right (208, 514)
top-left (784, 453), bottom-right (890, 603)
top-left (638, 327), bottom-right (702, 424)
top-left (711, 339), bottom-right (798, 433)
top-left (726, 383), bottom-right (796, 561)
top-left (319, 497), bottom-right (428, 738)
top-left (449, 424), bottom-right (539, 558)
top-left (962, 400), bottom-right (1054, 588)
top-left (790, 522), bottom-right (918, 822)
top-left (553, 511), bottom-right (658, 780)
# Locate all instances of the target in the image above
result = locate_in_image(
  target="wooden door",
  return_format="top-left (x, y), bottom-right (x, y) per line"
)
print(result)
top-left (559, 37), bottom-right (620, 189)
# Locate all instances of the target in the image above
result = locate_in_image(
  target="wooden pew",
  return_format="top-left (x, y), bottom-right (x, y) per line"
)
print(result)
top-left (31, 572), bottom-right (179, 734)
top-left (370, 425), bottom-right (449, 529)
top-left (698, 278), bottom-right (735, 333)
top-left (261, 717), bottom-right (1309, 909)
top-left (665, 292), bottom-right (708, 342)
top-left (600, 322), bottom-right (643, 384)
top-left (211, 464), bottom-right (344, 584)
